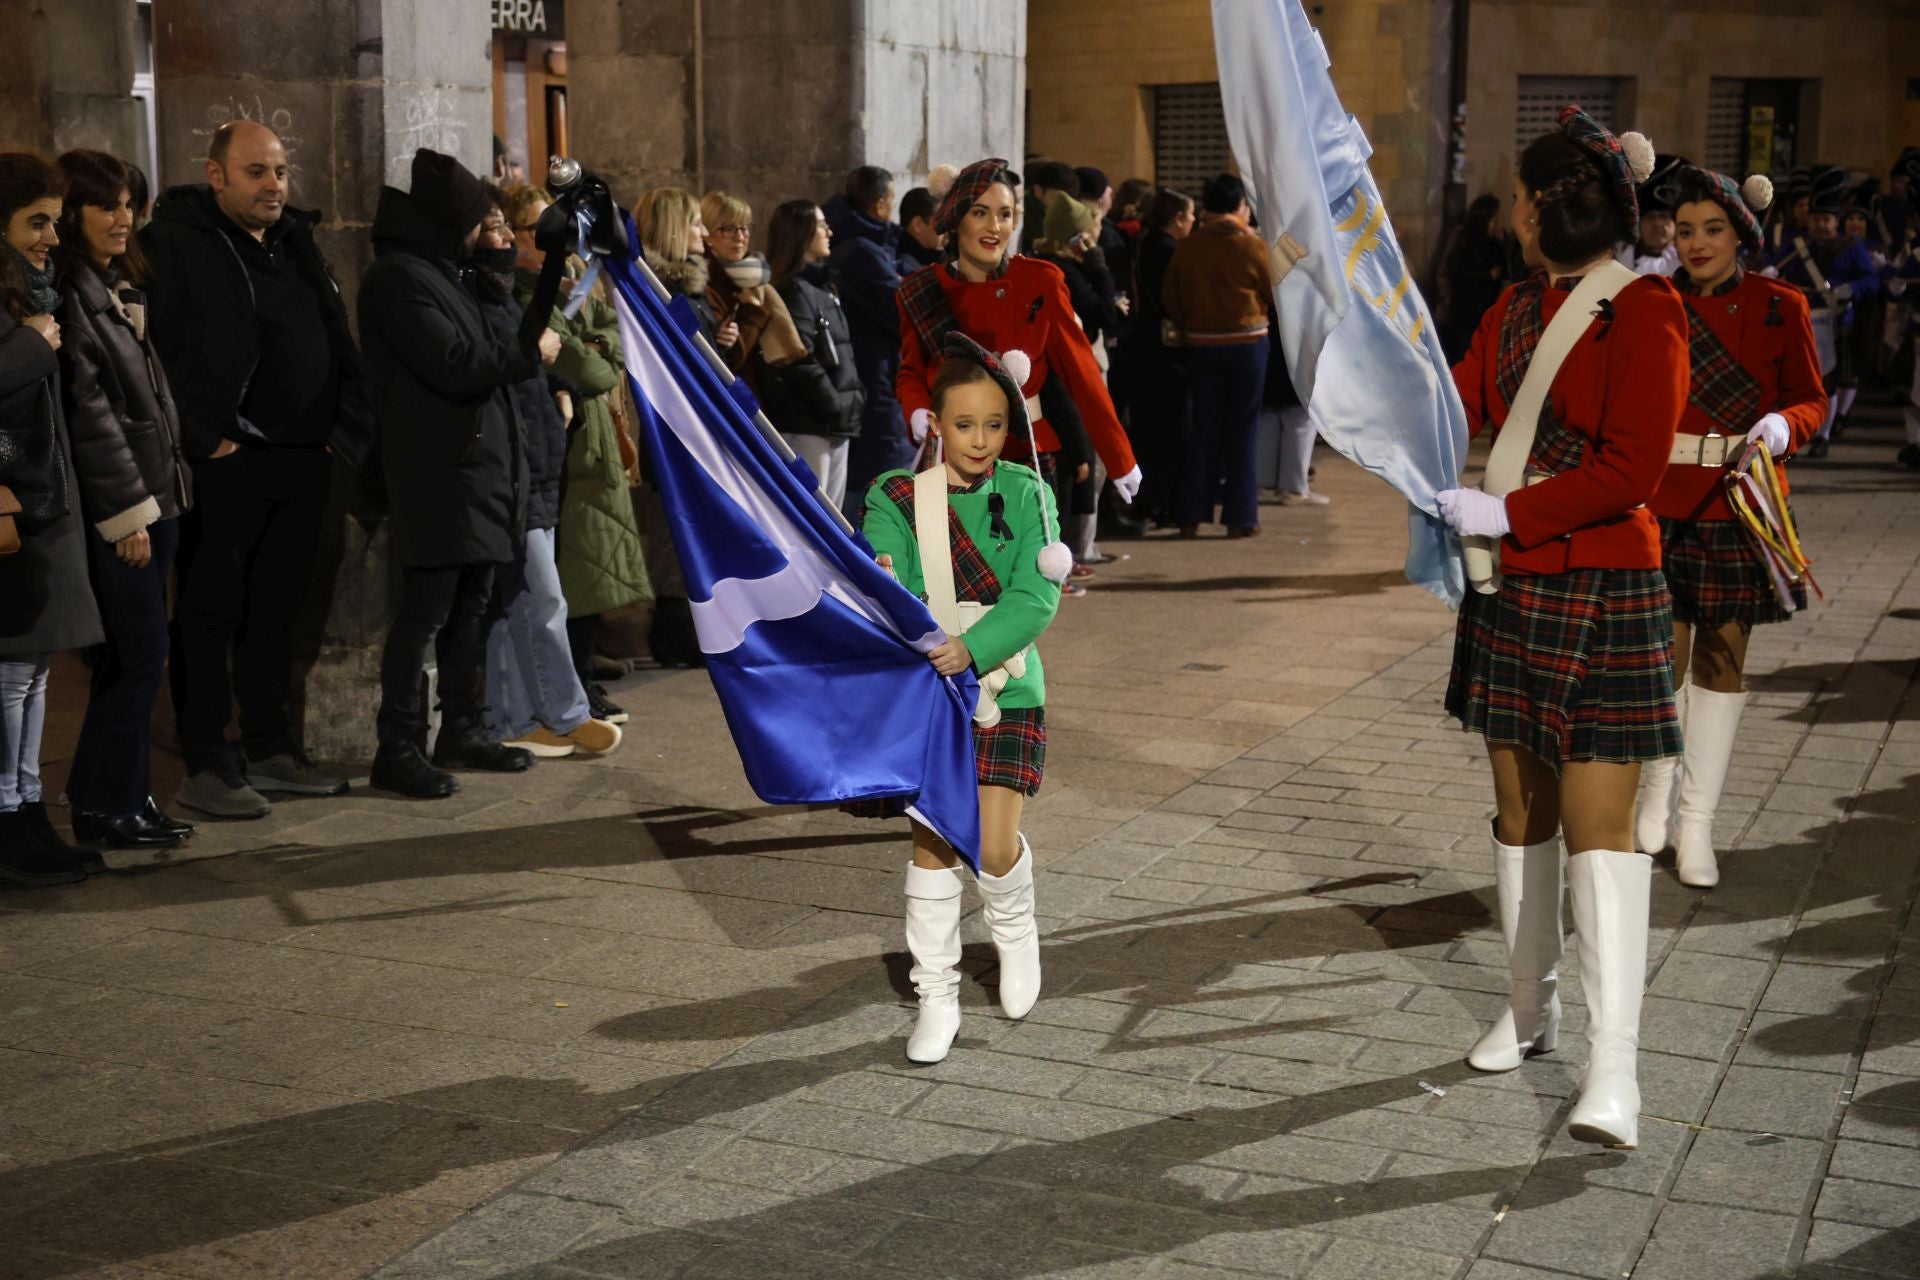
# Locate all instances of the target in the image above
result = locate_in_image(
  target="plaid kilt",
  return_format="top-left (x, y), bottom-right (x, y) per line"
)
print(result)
top-left (1661, 516), bottom-right (1803, 628)
top-left (1446, 570), bottom-right (1681, 769)
top-left (841, 708), bottom-right (1048, 819)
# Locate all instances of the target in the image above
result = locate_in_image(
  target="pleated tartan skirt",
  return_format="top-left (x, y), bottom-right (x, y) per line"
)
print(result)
top-left (1660, 516), bottom-right (1804, 629)
top-left (843, 707), bottom-right (1047, 819)
top-left (1446, 569), bottom-right (1682, 770)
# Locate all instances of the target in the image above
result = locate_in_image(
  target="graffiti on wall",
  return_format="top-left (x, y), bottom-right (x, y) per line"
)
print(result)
top-left (190, 95), bottom-right (304, 175)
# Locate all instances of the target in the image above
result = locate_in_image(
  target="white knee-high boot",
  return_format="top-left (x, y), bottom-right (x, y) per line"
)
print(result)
top-left (1565, 849), bottom-right (1651, 1148)
top-left (1673, 687), bottom-right (1748, 888)
top-left (1635, 683), bottom-right (1688, 853)
top-left (976, 833), bottom-right (1042, 1019)
top-left (1469, 830), bottom-right (1564, 1072)
top-left (904, 863), bottom-right (965, 1063)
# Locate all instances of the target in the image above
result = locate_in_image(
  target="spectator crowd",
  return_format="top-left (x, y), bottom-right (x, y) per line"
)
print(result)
top-left (0, 125), bottom-right (1328, 886)
top-left (3, 119), bottom-right (1915, 889)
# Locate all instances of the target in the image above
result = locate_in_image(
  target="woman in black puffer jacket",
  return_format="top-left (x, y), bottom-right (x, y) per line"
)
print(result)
top-left (759, 200), bottom-right (864, 508)
top-left (54, 149), bottom-right (192, 852)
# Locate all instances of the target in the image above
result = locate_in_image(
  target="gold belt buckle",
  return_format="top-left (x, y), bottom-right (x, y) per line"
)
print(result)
top-left (1694, 432), bottom-right (1730, 468)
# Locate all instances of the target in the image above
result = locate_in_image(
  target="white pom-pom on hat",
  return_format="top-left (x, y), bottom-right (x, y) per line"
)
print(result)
top-left (998, 348), bottom-right (1032, 389)
top-left (1620, 132), bottom-right (1655, 184)
top-left (927, 164), bottom-right (959, 201)
top-left (1036, 540), bottom-right (1074, 585)
top-left (1742, 173), bottom-right (1775, 212)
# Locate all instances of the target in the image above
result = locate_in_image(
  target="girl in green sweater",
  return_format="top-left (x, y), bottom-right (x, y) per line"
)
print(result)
top-left (854, 334), bottom-right (1069, 1064)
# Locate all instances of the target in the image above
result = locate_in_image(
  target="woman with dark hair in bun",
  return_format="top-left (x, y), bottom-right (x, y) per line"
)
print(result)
top-left (1434, 107), bottom-right (1690, 1149)
top-left (1633, 167), bottom-right (1826, 889)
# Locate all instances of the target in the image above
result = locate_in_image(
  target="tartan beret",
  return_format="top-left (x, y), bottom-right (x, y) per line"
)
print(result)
top-left (1678, 165), bottom-right (1769, 251)
top-left (933, 157), bottom-right (1013, 237)
top-left (938, 331), bottom-right (1031, 437)
top-left (1557, 104), bottom-right (1654, 231)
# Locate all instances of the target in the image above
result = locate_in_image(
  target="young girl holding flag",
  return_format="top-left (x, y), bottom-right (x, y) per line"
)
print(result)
top-left (852, 331), bottom-right (1067, 1065)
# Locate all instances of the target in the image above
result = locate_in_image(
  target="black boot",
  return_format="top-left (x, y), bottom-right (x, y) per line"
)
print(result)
top-left (431, 731), bottom-right (533, 773)
top-left (649, 597), bottom-right (706, 668)
top-left (21, 801), bottom-right (107, 873)
top-left (0, 810), bottom-right (88, 887)
top-left (371, 741), bottom-right (460, 798)
top-left (71, 810), bottom-right (185, 849)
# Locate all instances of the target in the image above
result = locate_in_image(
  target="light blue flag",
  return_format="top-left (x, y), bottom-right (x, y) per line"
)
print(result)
top-left (598, 231), bottom-right (985, 868)
top-left (1212, 0), bottom-right (1469, 606)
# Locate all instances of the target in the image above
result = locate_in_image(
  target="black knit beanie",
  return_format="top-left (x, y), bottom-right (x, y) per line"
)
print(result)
top-left (410, 148), bottom-right (490, 236)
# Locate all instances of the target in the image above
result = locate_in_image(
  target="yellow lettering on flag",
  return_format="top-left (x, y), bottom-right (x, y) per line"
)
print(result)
top-left (1337, 190), bottom-right (1425, 349)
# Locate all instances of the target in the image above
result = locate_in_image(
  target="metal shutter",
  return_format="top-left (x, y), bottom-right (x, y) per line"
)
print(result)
top-left (1515, 76), bottom-right (1621, 153)
top-left (1153, 82), bottom-right (1232, 196)
top-left (1705, 79), bottom-right (1746, 174)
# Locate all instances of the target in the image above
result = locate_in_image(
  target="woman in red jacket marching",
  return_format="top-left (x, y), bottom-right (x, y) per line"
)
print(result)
top-left (1636, 167), bottom-right (1826, 889)
top-left (895, 159), bottom-right (1141, 503)
top-left (1435, 107), bottom-right (1690, 1149)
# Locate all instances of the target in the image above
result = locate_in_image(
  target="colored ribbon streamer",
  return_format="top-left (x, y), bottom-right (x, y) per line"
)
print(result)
top-left (1725, 442), bottom-right (1821, 612)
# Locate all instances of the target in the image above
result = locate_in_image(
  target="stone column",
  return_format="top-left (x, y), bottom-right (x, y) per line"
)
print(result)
top-left (568, 0), bottom-right (1025, 217)
top-left (153, 0), bottom-right (493, 762)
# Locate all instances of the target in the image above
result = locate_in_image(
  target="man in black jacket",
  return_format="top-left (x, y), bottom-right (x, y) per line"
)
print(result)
top-left (357, 149), bottom-right (558, 798)
top-left (143, 120), bottom-right (375, 820)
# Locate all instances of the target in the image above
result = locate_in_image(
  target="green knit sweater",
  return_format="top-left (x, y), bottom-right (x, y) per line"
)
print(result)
top-left (862, 462), bottom-right (1062, 709)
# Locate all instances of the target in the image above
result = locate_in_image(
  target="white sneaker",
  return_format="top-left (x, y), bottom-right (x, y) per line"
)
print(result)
top-left (1277, 489), bottom-right (1330, 506)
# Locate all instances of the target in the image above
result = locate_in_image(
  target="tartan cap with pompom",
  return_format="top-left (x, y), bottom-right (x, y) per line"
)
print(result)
top-left (933, 158), bottom-right (1013, 237)
top-left (1678, 164), bottom-right (1768, 251)
top-left (1557, 104), bottom-right (1653, 231)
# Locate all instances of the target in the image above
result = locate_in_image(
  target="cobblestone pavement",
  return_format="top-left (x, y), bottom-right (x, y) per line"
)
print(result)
top-left (3, 405), bottom-right (1918, 1280)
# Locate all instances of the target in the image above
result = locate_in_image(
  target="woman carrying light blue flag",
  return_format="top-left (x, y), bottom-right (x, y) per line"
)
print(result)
top-left (1434, 108), bottom-right (1689, 1151)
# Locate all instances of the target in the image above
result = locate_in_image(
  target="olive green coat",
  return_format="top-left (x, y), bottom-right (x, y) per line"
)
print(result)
top-left (517, 268), bottom-right (650, 617)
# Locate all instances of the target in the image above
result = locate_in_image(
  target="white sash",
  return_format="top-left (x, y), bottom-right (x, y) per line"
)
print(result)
top-left (912, 468), bottom-right (1026, 727)
top-left (1463, 261), bottom-right (1639, 594)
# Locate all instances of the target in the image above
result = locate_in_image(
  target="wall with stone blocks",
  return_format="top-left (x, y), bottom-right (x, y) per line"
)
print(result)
top-left (570, 0), bottom-right (1023, 227)
top-left (1026, 0), bottom-right (1438, 260)
top-left (1464, 0), bottom-right (1920, 201)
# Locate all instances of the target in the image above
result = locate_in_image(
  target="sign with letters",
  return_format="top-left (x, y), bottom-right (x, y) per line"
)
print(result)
top-left (491, 0), bottom-right (563, 37)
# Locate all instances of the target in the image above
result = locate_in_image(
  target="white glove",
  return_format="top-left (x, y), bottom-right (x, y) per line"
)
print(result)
top-left (1833, 283), bottom-right (1854, 302)
top-left (1746, 412), bottom-right (1790, 457)
top-left (1760, 265), bottom-right (1780, 279)
top-left (1435, 487), bottom-right (1511, 539)
top-left (1112, 464), bottom-right (1142, 505)
top-left (909, 407), bottom-right (930, 445)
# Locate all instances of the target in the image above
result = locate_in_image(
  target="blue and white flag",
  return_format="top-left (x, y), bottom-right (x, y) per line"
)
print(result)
top-left (600, 243), bottom-right (984, 867)
top-left (1213, 0), bottom-right (1469, 606)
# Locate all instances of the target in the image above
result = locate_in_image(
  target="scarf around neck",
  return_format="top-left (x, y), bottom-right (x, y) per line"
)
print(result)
top-left (6, 244), bottom-right (60, 316)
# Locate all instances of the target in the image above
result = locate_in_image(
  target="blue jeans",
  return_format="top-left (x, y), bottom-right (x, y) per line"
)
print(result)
top-left (486, 526), bottom-right (591, 740)
top-left (1181, 342), bottom-right (1270, 529)
top-left (0, 656), bottom-right (50, 812)
top-left (69, 518), bottom-right (176, 816)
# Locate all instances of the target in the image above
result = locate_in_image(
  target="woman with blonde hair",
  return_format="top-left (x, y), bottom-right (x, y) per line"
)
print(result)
top-left (633, 186), bottom-right (727, 348)
top-left (699, 190), bottom-right (806, 392)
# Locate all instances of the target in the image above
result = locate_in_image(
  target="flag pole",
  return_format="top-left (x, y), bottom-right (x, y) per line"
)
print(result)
top-left (623, 250), bottom-right (859, 538)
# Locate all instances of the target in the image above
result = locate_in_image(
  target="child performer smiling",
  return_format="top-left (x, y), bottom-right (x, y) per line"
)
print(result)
top-left (849, 331), bottom-right (1068, 1065)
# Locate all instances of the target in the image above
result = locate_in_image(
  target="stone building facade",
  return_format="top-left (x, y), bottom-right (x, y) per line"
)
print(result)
top-left (1027, 0), bottom-right (1920, 265)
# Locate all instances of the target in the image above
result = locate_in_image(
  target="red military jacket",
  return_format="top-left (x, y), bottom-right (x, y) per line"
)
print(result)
top-left (1649, 270), bottom-right (1826, 522)
top-left (1452, 272), bottom-right (1689, 575)
top-left (895, 255), bottom-right (1138, 478)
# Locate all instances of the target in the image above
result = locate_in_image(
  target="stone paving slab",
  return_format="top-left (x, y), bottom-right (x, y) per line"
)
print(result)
top-left (4, 405), bottom-right (1919, 1279)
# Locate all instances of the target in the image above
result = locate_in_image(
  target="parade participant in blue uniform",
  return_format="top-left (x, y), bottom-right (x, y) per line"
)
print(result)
top-left (1615, 154), bottom-right (1686, 276)
top-left (1767, 165), bottom-right (1879, 454)
top-left (850, 332), bottom-right (1066, 1065)
top-left (1634, 167), bottom-right (1826, 888)
top-left (1762, 168), bottom-right (1811, 262)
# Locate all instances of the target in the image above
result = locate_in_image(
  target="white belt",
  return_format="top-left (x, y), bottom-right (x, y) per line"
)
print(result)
top-left (1669, 433), bottom-right (1736, 468)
